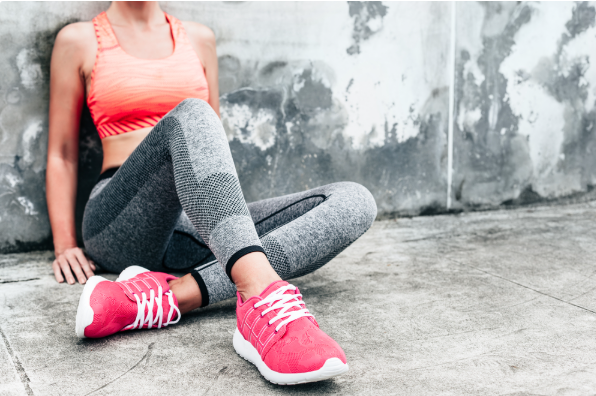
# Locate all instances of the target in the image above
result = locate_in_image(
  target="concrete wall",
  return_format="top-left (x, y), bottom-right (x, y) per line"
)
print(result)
top-left (0, 1), bottom-right (594, 253)
top-left (454, 2), bottom-right (596, 208)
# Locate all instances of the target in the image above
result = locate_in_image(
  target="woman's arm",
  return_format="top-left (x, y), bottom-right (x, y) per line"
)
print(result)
top-left (47, 23), bottom-right (96, 285)
top-left (183, 22), bottom-right (220, 116)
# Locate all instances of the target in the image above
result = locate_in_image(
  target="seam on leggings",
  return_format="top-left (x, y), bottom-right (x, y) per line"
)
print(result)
top-left (190, 270), bottom-right (210, 307)
top-left (253, 194), bottom-right (328, 227)
top-left (195, 259), bottom-right (218, 272)
top-left (225, 246), bottom-right (266, 280)
top-left (164, 256), bottom-right (216, 275)
top-left (259, 193), bottom-right (333, 239)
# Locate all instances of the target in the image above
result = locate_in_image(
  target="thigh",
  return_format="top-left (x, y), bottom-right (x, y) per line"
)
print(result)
top-left (82, 129), bottom-right (181, 273)
top-left (258, 182), bottom-right (377, 278)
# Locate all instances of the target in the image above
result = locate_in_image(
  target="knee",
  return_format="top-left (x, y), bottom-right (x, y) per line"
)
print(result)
top-left (178, 98), bottom-right (213, 114)
top-left (336, 182), bottom-right (377, 229)
top-left (167, 98), bottom-right (218, 125)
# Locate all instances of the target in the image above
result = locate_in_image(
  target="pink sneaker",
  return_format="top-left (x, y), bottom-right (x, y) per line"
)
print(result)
top-left (75, 266), bottom-right (181, 338)
top-left (233, 280), bottom-right (348, 385)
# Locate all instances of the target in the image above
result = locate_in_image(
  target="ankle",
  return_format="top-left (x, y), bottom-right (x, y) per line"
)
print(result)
top-left (230, 252), bottom-right (281, 302)
top-left (236, 277), bottom-right (281, 303)
top-left (168, 274), bottom-right (202, 315)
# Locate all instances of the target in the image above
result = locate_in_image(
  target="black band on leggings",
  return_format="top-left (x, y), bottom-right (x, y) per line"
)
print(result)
top-left (225, 246), bottom-right (266, 280)
top-left (97, 167), bottom-right (120, 184)
top-left (190, 270), bottom-right (210, 308)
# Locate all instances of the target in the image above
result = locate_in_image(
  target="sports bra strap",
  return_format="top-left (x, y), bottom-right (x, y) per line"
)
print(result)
top-left (92, 12), bottom-right (119, 51)
top-left (167, 14), bottom-right (186, 45)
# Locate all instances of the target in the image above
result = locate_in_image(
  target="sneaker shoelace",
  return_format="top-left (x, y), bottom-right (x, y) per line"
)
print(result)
top-left (253, 284), bottom-right (314, 332)
top-left (122, 281), bottom-right (181, 331)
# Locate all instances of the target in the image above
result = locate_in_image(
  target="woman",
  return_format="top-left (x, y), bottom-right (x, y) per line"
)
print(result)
top-left (47, 1), bottom-right (376, 385)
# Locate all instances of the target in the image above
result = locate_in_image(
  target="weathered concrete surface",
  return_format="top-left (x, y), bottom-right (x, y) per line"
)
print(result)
top-left (2, 203), bottom-right (596, 395)
top-left (454, 2), bottom-right (596, 209)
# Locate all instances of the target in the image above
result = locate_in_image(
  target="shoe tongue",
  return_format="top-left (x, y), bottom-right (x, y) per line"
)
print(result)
top-left (116, 273), bottom-right (175, 305)
top-left (259, 280), bottom-right (305, 318)
top-left (117, 276), bottom-right (180, 323)
top-left (259, 280), bottom-right (290, 298)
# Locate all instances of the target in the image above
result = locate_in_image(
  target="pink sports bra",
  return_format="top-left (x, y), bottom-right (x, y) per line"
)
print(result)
top-left (87, 12), bottom-right (210, 139)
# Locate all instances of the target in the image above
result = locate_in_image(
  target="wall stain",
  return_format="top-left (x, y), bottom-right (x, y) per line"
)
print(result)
top-left (346, 1), bottom-right (389, 55)
top-left (455, 1), bottom-right (596, 209)
top-left (219, 57), bottom-right (447, 218)
top-left (454, 3), bottom-right (534, 208)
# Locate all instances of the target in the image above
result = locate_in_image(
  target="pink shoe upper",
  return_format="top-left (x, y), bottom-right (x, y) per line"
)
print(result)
top-left (85, 272), bottom-right (180, 338)
top-left (236, 280), bottom-right (347, 374)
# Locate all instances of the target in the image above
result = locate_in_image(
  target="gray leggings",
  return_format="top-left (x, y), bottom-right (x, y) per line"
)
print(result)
top-left (82, 99), bottom-right (377, 307)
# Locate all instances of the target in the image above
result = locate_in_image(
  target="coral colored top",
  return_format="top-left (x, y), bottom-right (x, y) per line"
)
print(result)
top-left (87, 12), bottom-right (209, 139)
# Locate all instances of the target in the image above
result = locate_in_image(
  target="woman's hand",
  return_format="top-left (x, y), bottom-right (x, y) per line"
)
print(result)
top-left (53, 247), bottom-right (96, 285)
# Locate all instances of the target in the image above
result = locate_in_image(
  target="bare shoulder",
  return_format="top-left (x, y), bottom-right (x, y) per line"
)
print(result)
top-left (54, 21), bottom-right (96, 51)
top-left (181, 21), bottom-right (215, 45)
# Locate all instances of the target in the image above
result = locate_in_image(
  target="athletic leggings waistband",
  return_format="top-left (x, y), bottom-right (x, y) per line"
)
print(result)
top-left (97, 167), bottom-right (120, 184)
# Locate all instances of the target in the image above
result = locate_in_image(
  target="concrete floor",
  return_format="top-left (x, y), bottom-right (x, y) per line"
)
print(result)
top-left (2, 202), bottom-right (596, 395)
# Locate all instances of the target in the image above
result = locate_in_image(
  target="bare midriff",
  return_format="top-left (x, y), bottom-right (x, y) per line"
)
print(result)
top-left (100, 127), bottom-right (152, 173)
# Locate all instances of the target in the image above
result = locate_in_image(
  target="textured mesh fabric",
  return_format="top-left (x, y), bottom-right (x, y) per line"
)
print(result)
top-left (193, 173), bottom-right (251, 236)
top-left (261, 237), bottom-right (291, 279)
top-left (291, 242), bottom-right (350, 279)
top-left (83, 99), bottom-right (261, 274)
top-left (83, 98), bottom-right (378, 306)
top-left (87, 174), bottom-right (377, 306)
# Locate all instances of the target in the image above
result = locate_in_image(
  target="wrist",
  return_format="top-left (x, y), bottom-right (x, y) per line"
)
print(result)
top-left (54, 241), bottom-right (78, 256)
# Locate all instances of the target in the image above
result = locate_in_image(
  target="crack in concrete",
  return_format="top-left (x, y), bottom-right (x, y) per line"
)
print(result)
top-left (201, 366), bottom-right (228, 396)
top-left (83, 342), bottom-right (155, 396)
top-left (460, 296), bottom-right (539, 313)
top-left (0, 277), bottom-right (39, 284)
top-left (0, 325), bottom-right (34, 395)
top-left (405, 349), bottom-right (498, 371)
top-left (568, 284), bottom-right (596, 302)
top-left (409, 327), bottom-right (499, 342)
top-left (448, 258), bottom-right (596, 315)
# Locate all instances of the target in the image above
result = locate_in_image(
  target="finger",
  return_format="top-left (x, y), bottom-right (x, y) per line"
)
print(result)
top-left (66, 253), bottom-right (87, 284)
top-left (58, 256), bottom-right (76, 285)
top-left (73, 249), bottom-right (94, 279)
top-left (52, 260), bottom-right (65, 283)
top-left (88, 260), bottom-right (96, 271)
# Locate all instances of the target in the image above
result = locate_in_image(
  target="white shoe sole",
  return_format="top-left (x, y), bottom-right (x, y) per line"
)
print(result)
top-left (116, 265), bottom-right (149, 282)
top-left (75, 267), bottom-right (150, 338)
top-left (233, 328), bottom-right (349, 385)
top-left (75, 275), bottom-right (108, 338)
